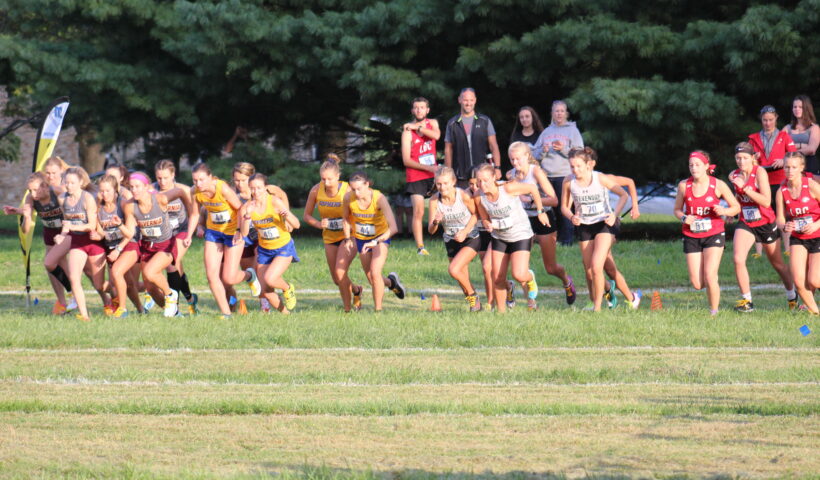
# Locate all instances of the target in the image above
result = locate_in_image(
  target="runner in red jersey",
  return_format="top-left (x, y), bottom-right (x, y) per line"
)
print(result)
top-left (776, 151), bottom-right (820, 315)
top-left (673, 150), bottom-right (740, 315)
top-left (401, 97), bottom-right (441, 256)
top-left (729, 142), bottom-right (795, 313)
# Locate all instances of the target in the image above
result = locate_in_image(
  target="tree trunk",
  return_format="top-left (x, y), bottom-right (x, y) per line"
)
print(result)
top-left (75, 125), bottom-right (105, 173)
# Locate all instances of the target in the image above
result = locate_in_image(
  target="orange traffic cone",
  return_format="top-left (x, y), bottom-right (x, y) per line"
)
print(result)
top-left (430, 294), bottom-right (442, 312)
top-left (237, 299), bottom-right (248, 315)
top-left (650, 290), bottom-right (662, 311)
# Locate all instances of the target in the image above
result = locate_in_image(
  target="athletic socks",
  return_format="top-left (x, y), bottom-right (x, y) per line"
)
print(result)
top-left (49, 266), bottom-right (72, 292)
top-left (179, 273), bottom-right (193, 301)
top-left (742, 292), bottom-right (752, 302)
top-left (167, 271), bottom-right (182, 294)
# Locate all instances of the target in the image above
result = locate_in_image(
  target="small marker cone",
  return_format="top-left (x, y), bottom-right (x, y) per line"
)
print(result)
top-left (237, 299), bottom-right (248, 315)
top-left (430, 294), bottom-right (442, 312)
top-left (650, 290), bottom-right (663, 311)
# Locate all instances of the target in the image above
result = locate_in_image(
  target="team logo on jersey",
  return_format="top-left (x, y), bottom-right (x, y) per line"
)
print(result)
top-left (766, 237), bottom-right (772, 242)
top-left (803, 197), bottom-right (810, 203)
top-left (715, 238), bottom-right (721, 244)
top-left (706, 196), bottom-right (714, 203)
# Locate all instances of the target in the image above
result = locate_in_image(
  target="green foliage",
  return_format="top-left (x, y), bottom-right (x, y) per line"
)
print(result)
top-left (0, 133), bottom-right (20, 163)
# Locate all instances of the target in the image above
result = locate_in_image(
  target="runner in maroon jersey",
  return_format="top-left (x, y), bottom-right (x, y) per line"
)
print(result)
top-left (673, 150), bottom-right (740, 315)
top-left (776, 151), bottom-right (820, 315)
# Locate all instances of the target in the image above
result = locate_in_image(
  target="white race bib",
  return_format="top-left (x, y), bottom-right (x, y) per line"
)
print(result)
top-left (209, 210), bottom-right (231, 224)
top-left (170, 217), bottom-right (179, 229)
top-left (260, 226), bottom-right (280, 240)
top-left (105, 230), bottom-right (122, 242)
top-left (42, 218), bottom-right (62, 229)
top-left (445, 226), bottom-right (460, 237)
top-left (141, 226), bottom-right (162, 239)
top-left (795, 216), bottom-right (813, 232)
top-left (418, 153), bottom-right (435, 166)
top-left (742, 206), bottom-right (761, 223)
top-left (355, 223), bottom-right (376, 237)
top-left (580, 203), bottom-right (602, 217)
top-left (491, 218), bottom-right (511, 231)
top-left (326, 218), bottom-right (343, 231)
top-left (691, 218), bottom-right (712, 233)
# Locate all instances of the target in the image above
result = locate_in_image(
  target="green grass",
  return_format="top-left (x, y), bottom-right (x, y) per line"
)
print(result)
top-left (0, 225), bottom-right (818, 479)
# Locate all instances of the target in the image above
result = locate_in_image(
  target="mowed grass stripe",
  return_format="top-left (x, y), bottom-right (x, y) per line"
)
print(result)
top-left (2, 383), bottom-right (817, 416)
top-left (2, 349), bottom-right (817, 385)
top-left (2, 413), bottom-right (818, 478)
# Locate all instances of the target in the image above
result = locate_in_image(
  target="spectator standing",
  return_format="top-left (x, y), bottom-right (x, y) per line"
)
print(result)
top-left (509, 106), bottom-right (545, 151)
top-left (444, 88), bottom-right (501, 189)
top-left (783, 95), bottom-right (820, 175)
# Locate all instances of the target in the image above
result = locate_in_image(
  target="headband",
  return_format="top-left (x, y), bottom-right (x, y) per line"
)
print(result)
top-left (689, 151), bottom-right (715, 175)
top-left (129, 172), bottom-right (151, 186)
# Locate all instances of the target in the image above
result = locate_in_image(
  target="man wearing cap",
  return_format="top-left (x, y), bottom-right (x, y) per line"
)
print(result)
top-left (444, 88), bottom-right (501, 189)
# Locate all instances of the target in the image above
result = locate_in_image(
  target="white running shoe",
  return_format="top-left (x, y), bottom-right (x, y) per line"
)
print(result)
top-left (143, 293), bottom-right (155, 312)
top-left (246, 268), bottom-right (262, 297)
top-left (629, 289), bottom-right (643, 309)
top-left (66, 292), bottom-right (78, 312)
top-left (163, 290), bottom-right (179, 318)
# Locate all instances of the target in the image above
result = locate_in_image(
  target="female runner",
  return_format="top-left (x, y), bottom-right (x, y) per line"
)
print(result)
top-left (303, 155), bottom-right (363, 312)
top-left (673, 151), bottom-right (740, 315)
top-left (729, 142), bottom-right (796, 312)
top-left (189, 163), bottom-right (261, 317)
top-left (776, 151), bottom-right (820, 315)
top-left (428, 166), bottom-right (482, 311)
top-left (342, 171), bottom-right (405, 311)
top-left (238, 173), bottom-right (300, 314)
top-left (476, 162), bottom-right (547, 313)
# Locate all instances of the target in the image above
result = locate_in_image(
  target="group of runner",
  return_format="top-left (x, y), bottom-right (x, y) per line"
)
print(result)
top-left (5, 93), bottom-right (820, 317)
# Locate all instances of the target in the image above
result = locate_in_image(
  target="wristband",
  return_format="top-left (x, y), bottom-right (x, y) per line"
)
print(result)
top-left (116, 244), bottom-right (123, 253)
top-left (680, 215), bottom-right (687, 223)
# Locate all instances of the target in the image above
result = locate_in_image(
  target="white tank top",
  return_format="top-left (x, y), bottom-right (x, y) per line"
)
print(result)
top-left (570, 171), bottom-right (612, 224)
top-left (480, 185), bottom-right (533, 242)
top-left (512, 166), bottom-right (550, 217)
top-left (437, 188), bottom-right (479, 242)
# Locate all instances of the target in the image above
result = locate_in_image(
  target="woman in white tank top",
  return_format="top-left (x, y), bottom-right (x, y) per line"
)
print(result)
top-left (561, 147), bottom-right (629, 312)
top-left (475, 163), bottom-right (548, 312)
top-left (428, 167), bottom-right (482, 311)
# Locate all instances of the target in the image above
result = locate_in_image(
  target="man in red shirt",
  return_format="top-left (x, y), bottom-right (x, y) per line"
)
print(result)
top-left (401, 97), bottom-right (441, 255)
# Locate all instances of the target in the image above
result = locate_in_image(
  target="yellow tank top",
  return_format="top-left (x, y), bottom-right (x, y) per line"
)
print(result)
top-left (316, 181), bottom-right (348, 244)
top-left (250, 193), bottom-right (291, 250)
top-left (195, 179), bottom-right (237, 234)
top-left (349, 189), bottom-right (388, 240)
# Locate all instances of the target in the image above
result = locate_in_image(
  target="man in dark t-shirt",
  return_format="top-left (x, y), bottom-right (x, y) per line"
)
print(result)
top-left (444, 88), bottom-right (501, 189)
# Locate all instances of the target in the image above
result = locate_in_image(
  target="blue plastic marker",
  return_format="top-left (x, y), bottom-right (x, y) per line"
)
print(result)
top-left (33, 298), bottom-right (39, 305)
top-left (229, 296), bottom-right (237, 306)
top-left (420, 293), bottom-right (426, 300)
top-left (799, 325), bottom-right (811, 336)
top-left (657, 259), bottom-right (661, 265)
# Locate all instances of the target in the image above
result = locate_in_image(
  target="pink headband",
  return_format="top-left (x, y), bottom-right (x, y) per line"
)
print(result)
top-left (689, 151), bottom-right (715, 175)
top-left (129, 172), bottom-right (151, 186)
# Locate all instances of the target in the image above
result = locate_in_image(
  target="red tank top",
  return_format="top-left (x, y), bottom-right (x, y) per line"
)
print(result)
top-left (682, 176), bottom-right (724, 238)
top-left (407, 119), bottom-right (436, 183)
top-left (730, 167), bottom-right (775, 227)
top-left (781, 176), bottom-right (820, 240)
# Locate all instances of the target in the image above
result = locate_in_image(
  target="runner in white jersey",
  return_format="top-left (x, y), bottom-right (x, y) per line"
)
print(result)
top-left (507, 141), bottom-right (576, 306)
top-left (475, 163), bottom-right (548, 312)
top-left (428, 167), bottom-right (481, 311)
top-left (561, 147), bottom-right (630, 312)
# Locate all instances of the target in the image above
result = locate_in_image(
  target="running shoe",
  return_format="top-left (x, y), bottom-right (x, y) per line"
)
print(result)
top-left (629, 289), bottom-right (643, 310)
top-left (751, 252), bottom-right (762, 259)
top-left (112, 306), bottom-right (128, 318)
top-left (388, 272), bottom-right (405, 300)
top-left (526, 269), bottom-right (538, 300)
top-left (788, 295), bottom-right (799, 311)
top-left (246, 268), bottom-right (262, 297)
top-left (75, 313), bottom-right (90, 322)
top-left (237, 299), bottom-right (248, 315)
top-left (564, 275), bottom-right (576, 305)
top-left (506, 280), bottom-right (515, 309)
top-left (352, 285), bottom-right (363, 311)
top-left (52, 301), bottom-right (67, 315)
top-left (527, 298), bottom-right (537, 311)
top-left (163, 290), bottom-right (179, 318)
top-left (260, 297), bottom-right (271, 313)
top-left (417, 247), bottom-right (430, 256)
top-left (103, 299), bottom-right (119, 316)
top-left (466, 294), bottom-right (482, 312)
top-left (220, 313), bottom-right (232, 320)
top-left (143, 293), bottom-right (155, 312)
top-left (283, 282), bottom-right (297, 310)
top-left (734, 298), bottom-right (754, 313)
top-left (187, 293), bottom-right (199, 315)
top-left (66, 292), bottom-right (78, 312)
top-left (604, 279), bottom-right (618, 309)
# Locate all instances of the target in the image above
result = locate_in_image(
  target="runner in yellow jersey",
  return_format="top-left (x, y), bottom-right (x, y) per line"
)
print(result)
top-left (303, 155), bottom-right (364, 312)
top-left (189, 162), bottom-right (261, 318)
top-left (342, 171), bottom-right (406, 311)
top-left (238, 173), bottom-right (300, 314)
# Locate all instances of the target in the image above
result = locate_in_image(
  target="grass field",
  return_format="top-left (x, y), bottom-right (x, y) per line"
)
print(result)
top-left (0, 213), bottom-right (818, 479)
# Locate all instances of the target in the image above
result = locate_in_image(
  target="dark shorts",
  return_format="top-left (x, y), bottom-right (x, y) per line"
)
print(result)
top-left (529, 211), bottom-right (558, 236)
top-left (257, 240), bottom-right (300, 265)
top-left (683, 232), bottom-right (726, 254)
top-left (769, 182), bottom-right (781, 206)
top-left (70, 233), bottom-right (105, 256)
top-left (491, 236), bottom-right (533, 254)
top-left (477, 230), bottom-right (492, 253)
top-left (445, 235), bottom-right (481, 258)
top-left (242, 239), bottom-right (257, 259)
top-left (43, 227), bottom-right (60, 247)
top-left (139, 239), bottom-right (176, 264)
top-left (790, 235), bottom-right (820, 254)
top-left (735, 221), bottom-right (779, 245)
top-left (577, 220), bottom-right (620, 242)
top-left (355, 237), bottom-right (391, 253)
top-left (174, 230), bottom-right (189, 241)
top-left (406, 178), bottom-right (435, 198)
top-left (105, 242), bottom-right (140, 264)
top-left (204, 228), bottom-right (235, 247)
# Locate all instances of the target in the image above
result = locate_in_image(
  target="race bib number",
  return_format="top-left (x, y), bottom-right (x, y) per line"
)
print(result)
top-left (326, 218), bottom-right (344, 231)
top-left (141, 226), bottom-right (162, 239)
top-left (491, 218), bottom-right (511, 231)
top-left (105, 229), bottom-right (122, 242)
top-left (691, 218), bottom-right (712, 233)
top-left (209, 210), bottom-right (231, 225)
top-left (355, 223), bottom-right (376, 237)
top-left (795, 216), bottom-right (813, 232)
top-left (42, 218), bottom-right (62, 229)
top-left (418, 153), bottom-right (435, 166)
top-left (742, 206), bottom-right (761, 223)
top-left (445, 226), bottom-right (460, 237)
top-left (580, 203), bottom-right (602, 217)
top-left (260, 226), bottom-right (280, 240)
top-left (170, 217), bottom-right (179, 229)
